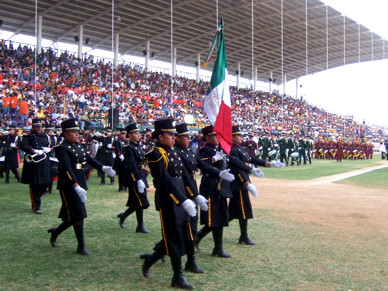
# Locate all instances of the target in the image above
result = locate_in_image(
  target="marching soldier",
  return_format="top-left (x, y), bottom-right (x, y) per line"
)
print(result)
top-left (113, 127), bottom-right (128, 192)
top-left (94, 128), bottom-right (115, 185)
top-left (195, 126), bottom-right (236, 258)
top-left (20, 118), bottom-right (52, 214)
top-left (229, 125), bottom-right (284, 245)
top-left (140, 119), bottom-right (197, 290)
top-left (117, 123), bottom-right (150, 233)
top-left (2, 125), bottom-right (21, 184)
top-left (278, 135), bottom-right (288, 166)
top-left (48, 119), bottom-right (116, 256)
top-left (175, 123), bottom-right (207, 273)
top-left (298, 137), bottom-right (307, 165)
top-left (45, 124), bottom-right (59, 194)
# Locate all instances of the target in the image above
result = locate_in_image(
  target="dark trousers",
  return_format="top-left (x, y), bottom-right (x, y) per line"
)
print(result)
top-left (279, 153), bottom-right (288, 165)
top-left (29, 184), bottom-right (47, 211)
top-left (5, 167), bottom-right (20, 182)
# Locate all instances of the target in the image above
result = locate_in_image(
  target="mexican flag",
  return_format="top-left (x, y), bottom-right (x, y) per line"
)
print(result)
top-left (203, 21), bottom-right (232, 154)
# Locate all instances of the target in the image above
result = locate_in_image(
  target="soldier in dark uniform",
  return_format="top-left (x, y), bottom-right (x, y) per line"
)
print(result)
top-left (20, 118), bottom-right (52, 214)
top-left (140, 119), bottom-right (197, 290)
top-left (113, 128), bottom-right (128, 192)
top-left (278, 136), bottom-right (288, 166)
top-left (45, 124), bottom-right (59, 194)
top-left (144, 128), bottom-right (154, 152)
top-left (117, 123), bottom-right (150, 233)
top-left (94, 128), bottom-right (115, 185)
top-left (175, 123), bottom-right (208, 273)
top-left (2, 125), bottom-right (21, 184)
top-left (195, 126), bottom-right (236, 258)
top-left (229, 125), bottom-right (284, 245)
top-left (246, 135), bottom-right (257, 157)
top-left (298, 137), bottom-right (307, 165)
top-left (47, 119), bottom-right (116, 256)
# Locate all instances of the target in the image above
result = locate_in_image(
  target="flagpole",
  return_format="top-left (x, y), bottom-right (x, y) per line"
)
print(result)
top-left (111, 0), bottom-right (114, 129)
top-left (170, 0), bottom-right (174, 118)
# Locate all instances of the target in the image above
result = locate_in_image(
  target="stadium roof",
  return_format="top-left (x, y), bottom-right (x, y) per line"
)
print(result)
top-left (1, 0), bottom-right (387, 84)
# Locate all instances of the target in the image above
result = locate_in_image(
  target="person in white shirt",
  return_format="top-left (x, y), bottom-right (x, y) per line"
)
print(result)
top-left (380, 142), bottom-right (386, 160)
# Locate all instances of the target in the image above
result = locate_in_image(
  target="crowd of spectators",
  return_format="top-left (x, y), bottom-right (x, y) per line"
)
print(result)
top-left (0, 40), bottom-right (386, 142)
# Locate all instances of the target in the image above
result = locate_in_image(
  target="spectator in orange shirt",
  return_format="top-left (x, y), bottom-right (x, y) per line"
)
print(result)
top-left (19, 98), bottom-right (29, 124)
top-left (9, 92), bottom-right (19, 117)
top-left (2, 94), bottom-right (10, 115)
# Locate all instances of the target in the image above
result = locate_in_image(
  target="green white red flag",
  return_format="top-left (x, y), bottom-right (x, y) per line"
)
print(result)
top-left (203, 20), bottom-right (232, 154)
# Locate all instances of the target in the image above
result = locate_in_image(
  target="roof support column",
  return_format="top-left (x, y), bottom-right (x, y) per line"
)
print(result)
top-left (145, 40), bottom-right (150, 70)
top-left (253, 66), bottom-right (257, 92)
top-left (114, 33), bottom-right (119, 69)
top-left (172, 47), bottom-right (177, 77)
top-left (78, 25), bottom-right (83, 60)
top-left (236, 63), bottom-right (240, 90)
top-left (283, 74), bottom-right (287, 96)
top-left (36, 15), bottom-right (42, 54)
top-left (296, 77), bottom-right (299, 99)
top-left (269, 71), bottom-right (273, 93)
top-left (196, 53), bottom-right (200, 83)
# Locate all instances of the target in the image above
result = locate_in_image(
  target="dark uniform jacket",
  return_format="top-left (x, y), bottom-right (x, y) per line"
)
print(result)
top-left (94, 135), bottom-right (114, 166)
top-left (2, 134), bottom-right (20, 168)
top-left (197, 143), bottom-right (230, 227)
top-left (55, 139), bottom-right (103, 221)
top-left (20, 131), bottom-right (51, 185)
top-left (175, 144), bottom-right (199, 199)
top-left (123, 140), bottom-right (150, 209)
top-left (229, 143), bottom-right (265, 191)
top-left (55, 139), bottom-right (103, 191)
top-left (113, 137), bottom-right (127, 172)
top-left (145, 142), bottom-right (191, 257)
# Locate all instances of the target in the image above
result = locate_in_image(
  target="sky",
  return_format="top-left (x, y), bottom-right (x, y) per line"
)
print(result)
top-left (292, 0), bottom-right (388, 127)
top-left (0, 0), bottom-right (387, 127)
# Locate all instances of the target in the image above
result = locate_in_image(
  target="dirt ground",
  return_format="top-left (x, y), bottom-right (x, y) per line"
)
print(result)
top-left (250, 162), bottom-right (388, 238)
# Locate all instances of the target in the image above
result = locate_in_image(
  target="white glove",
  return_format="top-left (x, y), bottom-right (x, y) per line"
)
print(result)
top-left (119, 155), bottom-right (124, 161)
top-left (34, 149), bottom-right (44, 155)
top-left (251, 168), bottom-right (265, 178)
top-left (42, 147), bottom-right (51, 153)
top-left (213, 150), bottom-right (224, 162)
top-left (182, 199), bottom-right (197, 217)
top-left (246, 183), bottom-right (258, 197)
top-left (102, 166), bottom-right (116, 177)
top-left (137, 179), bottom-right (146, 193)
top-left (107, 144), bottom-right (112, 149)
top-left (74, 185), bottom-right (87, 203)
top-left (194, 195), bottom-right (208, 211)
top-left (270, 161), bottom-right (285, 168)
top-left (10, 143), bottom-right (16, 148)
top-left (219, 169), bottom-right (235, 182)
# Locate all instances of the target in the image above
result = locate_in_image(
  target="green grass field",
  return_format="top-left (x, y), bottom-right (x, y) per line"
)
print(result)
top-left (263, 156), bottom-right (382, 180)
top-left (0, 157), bottom-right (387, 290)
top-left (336, 166), bottom-right (388, 188)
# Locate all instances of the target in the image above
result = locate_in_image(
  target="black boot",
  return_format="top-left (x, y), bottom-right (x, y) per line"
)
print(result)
top-left (140, 251), bottom-right (164, 278)
top-left (100, 175), bottom-right (105, 185)
top-left (185, 241), bottom-right (205, 273)
top-left (171, 256), bottom-right (195, 289)
top-left (73, 223), bottom-right (91, 256)
top-left (117, 206), bottom-right (135, 228)
top-left (48, 221), bottom-right (72, 247)
top-left (136, 210), bottom-right (150, 233)
top-left (238, 219), bottom-right (255, 245)
top-left (211, 227), bottom-right (231, 258)
top-left (48, 181), bottom-right (53, 194)
top-left (195, 225), bottom-right (211, 251)
top-left (5, 169), bottom-right (10, 184)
